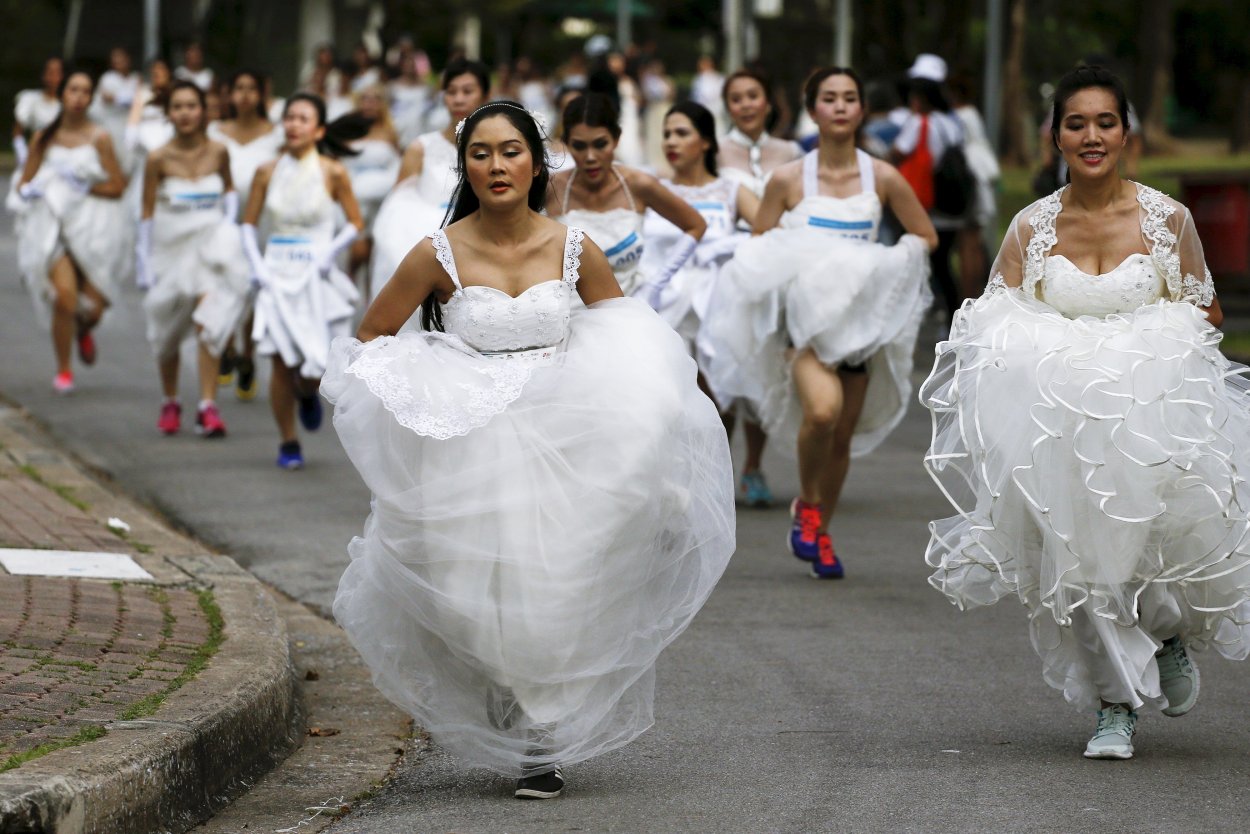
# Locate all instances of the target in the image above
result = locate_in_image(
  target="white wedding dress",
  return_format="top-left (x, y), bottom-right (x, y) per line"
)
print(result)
top-left (322, 225), bottom-right (736, 776)
top-left (922, 184), bottom-right (1250, 713)
top-left (704, 149), bottom-right (932, 455)
top-left (554, 166), bottom-right (647, 296)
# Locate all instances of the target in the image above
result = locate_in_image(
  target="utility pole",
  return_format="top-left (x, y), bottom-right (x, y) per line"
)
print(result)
top-left (617, 0), bottom-right (632, 52)
top-left (833, 0), bottom-right (852, 66)
top-left (723, 0), bottom-right (744, 73)
top-left (143, 0), bottom-right (160, 62)
top-left (983, 0), bottom-right (1004, 152)
top-left (63, 0), bottom-right (84, 60)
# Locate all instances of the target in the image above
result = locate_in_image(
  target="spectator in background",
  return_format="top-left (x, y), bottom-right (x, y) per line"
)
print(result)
top-left (347, 43), bottom-right (383, 95)
top-left (94, 47), bottom-right (141, 163)
top-left (11, 56), bottom-right (63, 170)
top-left (641, 58), bottom-right (675, 170)
top-left (948, 72), bottom-right (999, 298)
top-left (862, 80), bottom-right (903, 159)
top-left (387, 40), bottom-right (432, 146)
top-left (515, 56), bottom-right (554, 129)
top-left (175, 42), bottom-right (214, 92)
top-left (691, 55), bottom-right (726, 133)
top-left (300, 43), bottom-right (342, 98)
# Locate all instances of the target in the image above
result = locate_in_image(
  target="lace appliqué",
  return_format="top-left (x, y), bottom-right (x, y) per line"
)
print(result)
top-left (1181, 266), bottom-right (1216, 307)
top-left (1023, 189), bottom-right (1063, 296)
top-left (1136, 184), bottom-right (1183, 300)
top-left (563, 226), bottom-right (585, 286)
top-left (344, 333), bottom-right (532, 439)
top-left (984, 273), bottom-right (1009, 295)
top-left (430, 230), bottom-right (462, 293)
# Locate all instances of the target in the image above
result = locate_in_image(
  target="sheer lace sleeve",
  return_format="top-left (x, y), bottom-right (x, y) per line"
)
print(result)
top-left (1173, 204), bottom-right (1216, 307)
top-left (985, 207), bottom-right (1031, 295)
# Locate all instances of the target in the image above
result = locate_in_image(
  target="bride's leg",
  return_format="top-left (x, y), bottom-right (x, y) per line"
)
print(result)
top-left (793, 348), bottom-right (842, 508)
top-left (821, 366), bottom-right (870, 525)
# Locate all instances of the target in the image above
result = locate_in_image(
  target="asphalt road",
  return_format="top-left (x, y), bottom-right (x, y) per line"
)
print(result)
top-left (2, 194), bottom-right (1249, 833)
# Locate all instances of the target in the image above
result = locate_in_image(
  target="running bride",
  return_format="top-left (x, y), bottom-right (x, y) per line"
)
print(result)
top-left (321, 101), bottom-right (736, 799)
top-left (922, 67), bottom-right (1250, 760)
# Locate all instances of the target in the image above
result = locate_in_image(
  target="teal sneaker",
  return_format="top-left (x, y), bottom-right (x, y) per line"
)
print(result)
top-left (739, 471), bottom-right (773, 508)
top-left (1083, 704), bottom-right (1136, 759)
top-left (1156, 636), bottom-right (1200, 717)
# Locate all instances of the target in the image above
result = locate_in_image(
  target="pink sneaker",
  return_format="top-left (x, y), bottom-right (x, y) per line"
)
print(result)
top-left (52, 372), bottom-right (74, 394)
top-left (196, 403), bottom-right (227, 438)
top-left (158, 401), bottom-right (181, 435)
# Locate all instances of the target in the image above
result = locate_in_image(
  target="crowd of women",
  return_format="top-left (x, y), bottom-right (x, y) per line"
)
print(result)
top-left (8, 42), bottom-right (1249, 799)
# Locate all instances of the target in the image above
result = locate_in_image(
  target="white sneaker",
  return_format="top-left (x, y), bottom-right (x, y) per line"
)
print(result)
top-left (1084, 704), bottom-right (1136, 759)
top-left (1156, 636), bottom-right (1200, 717)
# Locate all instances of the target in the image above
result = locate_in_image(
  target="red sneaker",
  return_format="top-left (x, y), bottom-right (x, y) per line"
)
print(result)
top-left (52, 371), bottom-right (74, 394)
top-left (76, 323), bottom-right (97, 366)
top-left (810, 533), bottom-right (844, 580)
top-left (787, 498), bottom-right (822, 562)
top-left (158, 401), bottom-right (181, 435)
top-left (196, 403), bottom-right (227, 438)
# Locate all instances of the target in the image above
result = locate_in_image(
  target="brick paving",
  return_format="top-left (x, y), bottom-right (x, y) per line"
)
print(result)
top-left (0, 450), bottom-right (214, 763)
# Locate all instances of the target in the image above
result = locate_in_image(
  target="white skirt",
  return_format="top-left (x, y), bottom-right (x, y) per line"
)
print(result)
top-left (922, 288), bottom-right (1250, 712)
top-left (322, 298), bottom-right (736, 775)
top-left (368, 180), bottom-right (447, 302)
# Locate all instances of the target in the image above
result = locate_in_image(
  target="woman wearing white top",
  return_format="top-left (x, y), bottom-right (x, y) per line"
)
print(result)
top-left (11, 57), bottom-right (64, 171)
top-left (93, 47), bottom-right (141, 168)
top-left (342, 85), bottom-right (401, 283)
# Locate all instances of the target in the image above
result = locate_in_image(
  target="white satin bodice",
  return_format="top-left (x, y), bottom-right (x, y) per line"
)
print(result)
top-left (415, 131), bottom-right (458, 209)
top-left (556, 166), bottom-right (644, 292)
top-left (432, 227), bottom-right (585, 354)
top-left (780, 149), bottom-right (881, 243)
top-left (1041, 254), bottom-right (1166, 319)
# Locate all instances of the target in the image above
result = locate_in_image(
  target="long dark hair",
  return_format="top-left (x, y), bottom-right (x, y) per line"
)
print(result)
top-left (1050, 65), bottom-right (1130, 148)
top-left (560, 92), bottom-right (621, 141)
top-left (421, 101), bottom-right (551, 331)
top-left (665, 100), bottom-right (718, 176)
top-left (225, 69), bottom-right (269, 121)
top-left (35, 68), bottom-right (94, 155)
top-left (282, 92), bottom-right (362, 158)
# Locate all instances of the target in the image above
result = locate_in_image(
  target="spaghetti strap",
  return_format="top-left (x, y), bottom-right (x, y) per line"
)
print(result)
top-left (560, 171), bottom-right (575, 215)
top-left (429, 230), bottom-right (463, 291)
top-left (856, 149), bottom-right (876, 196)
top-left (613, 165), bottom-right (638, 212)
top-left (801, 150), bottom-right (819, 199)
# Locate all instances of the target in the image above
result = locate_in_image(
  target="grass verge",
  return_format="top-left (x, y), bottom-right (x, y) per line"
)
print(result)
top-left (0, 725), bottom-right (107, 773)
top-left (116, 589), bottom-right (225, 721)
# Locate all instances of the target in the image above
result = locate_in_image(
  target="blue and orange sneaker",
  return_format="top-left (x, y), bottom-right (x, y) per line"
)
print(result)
top-left (810, 533), bottom-right (844, 579)
top-left (788, 499), bottom-right (822, 562)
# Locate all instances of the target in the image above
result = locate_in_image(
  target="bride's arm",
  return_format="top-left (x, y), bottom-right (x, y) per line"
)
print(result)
top-left (1175, 204), bottom-right (1223, 328)
top-left (878, 162), bottom-right (938, 251)
top-left (358, 237), bottom-right (451, 339)
top-left (575, 235), bottom-right (625, 305)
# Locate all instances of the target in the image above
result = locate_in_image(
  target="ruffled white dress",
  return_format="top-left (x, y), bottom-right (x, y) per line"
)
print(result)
top-left (206, 122), bottom-right (284, 219)
top-left (344, 138), bottom-right (400, 229)
top-left (642, 177), bottom-right (742, 359)
top-left (252, 153), bottom-right (360, 378)
top-left (143, 174), bottom-right (249, 358)
top-left (704, 149), bottom-right (932, 456)
top-left (15, 143), bottom-right (131, 327)
top-left (323, 226), bottom-right (736, 776)
top-left (554, 166), bottom-right (647, 296)
top-left (369, 130), bottom-right (457, 301)
top-left (922, 184), bottom-right (1250, 713)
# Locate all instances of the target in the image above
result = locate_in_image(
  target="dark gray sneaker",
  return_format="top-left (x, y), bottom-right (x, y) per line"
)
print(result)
top-left (515, 765), bottom-right (564, 800)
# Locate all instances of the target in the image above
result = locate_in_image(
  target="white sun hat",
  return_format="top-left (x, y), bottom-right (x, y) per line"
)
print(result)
top-left (907, 53), bottom-right (948, 83)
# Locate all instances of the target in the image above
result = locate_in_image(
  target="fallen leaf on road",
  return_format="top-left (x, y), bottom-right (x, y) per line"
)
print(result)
top-left (308, 726), bottom-right (341, 737)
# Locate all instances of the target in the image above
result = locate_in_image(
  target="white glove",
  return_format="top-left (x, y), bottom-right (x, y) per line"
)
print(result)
top-left (12, 135), bottom-right (28, 170)
top-left (313, 225), bottom-right (359, 276)
top-left (221, 191), bottom-right (240, 224)
top-left (241, 223), bottom-right (270, 289)
top-left (17, 180), bottom-right (44, 202)
top-left (55, 163), bottom-right (92, 195)
top-left (644, 232), bottom-right (698, 312)
top-left (135, 219), bottom-right (155, 290)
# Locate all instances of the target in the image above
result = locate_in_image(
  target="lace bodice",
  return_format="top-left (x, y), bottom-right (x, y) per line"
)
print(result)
top-left (1040, 254), bottom-right (1166, 318)
top-left (263, 152), bottom-right (336, 240)
top-left (780, 149), bottom-right (881, 242)
top-left (433, 226), bottom-right (585, 353)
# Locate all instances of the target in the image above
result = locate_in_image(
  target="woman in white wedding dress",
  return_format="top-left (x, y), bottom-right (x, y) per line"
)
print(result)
top-left (14, 69), bottom-right (129, 394)
top-left (708, 67), bottom-right (936, 579)
top-left (922, 67), bottom-right (1250, 760)
top-left (135, 81), bottom-right (247, 438)
top-left (322, 101), bottom-right (735, 800)
top-left (546, 93), bottom-right (706, 300)
top-left (368, 59), bottom-right (488, 302)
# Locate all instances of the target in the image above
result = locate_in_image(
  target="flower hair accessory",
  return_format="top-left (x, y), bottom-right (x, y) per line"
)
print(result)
top-left (454, 102), bottom-right (547, 141)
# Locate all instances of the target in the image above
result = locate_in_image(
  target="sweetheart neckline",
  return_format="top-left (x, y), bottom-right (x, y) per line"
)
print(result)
top-left (1046, 252), bottom-right (1153, 279)
top-left (448, 278), bottom-right (565, 302)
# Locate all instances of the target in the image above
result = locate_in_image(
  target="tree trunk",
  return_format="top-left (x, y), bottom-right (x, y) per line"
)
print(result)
top-left (1133, 0), bottom-right (1177, 153)
top-left (1000, 0), bottom-right (1028, 166)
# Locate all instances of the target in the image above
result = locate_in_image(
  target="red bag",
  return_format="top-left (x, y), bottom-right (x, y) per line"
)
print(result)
top-left (898, 116), bottom-right (934, 210)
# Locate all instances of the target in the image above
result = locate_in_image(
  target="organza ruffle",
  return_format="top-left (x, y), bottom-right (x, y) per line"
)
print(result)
top-left (922, 288), bottom-right (1250, 710)
top-left (324, 297), bottom-right (736, 775)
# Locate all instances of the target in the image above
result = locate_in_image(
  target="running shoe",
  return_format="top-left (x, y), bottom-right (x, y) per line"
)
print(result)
top-left (787, 499), bottom-right (822, 562)
top-left (515, 765), bottom-right (564, 800)
top-left (810, 533), bottom-right (844, 579)
top-left (52, 371), bottom-right (74, 394)
top-left (297, 393), bottom-right (323, 431)
top-left (76, 329), bottom-right (97, 366)
top-left (158, 401), bottom-right (182, 435)
top-left (217, 352), bottom-right (235, 387)
top-left (276, 440), bottom-right (304, 470)
top-left (739, 471), bottom-right (774, 508)
top-left (1156, 636), bottom-right (1200, 717)
top-left (235, 357), bottom-right (257, 402)
top-left (196, 403), bottom-right (227, 438)
top-left (1083, 704), bottom-right (1136, 760)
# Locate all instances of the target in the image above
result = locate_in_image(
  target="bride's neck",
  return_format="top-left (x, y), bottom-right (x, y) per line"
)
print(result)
top-left (1066, 171), bottom-right (1126, 212)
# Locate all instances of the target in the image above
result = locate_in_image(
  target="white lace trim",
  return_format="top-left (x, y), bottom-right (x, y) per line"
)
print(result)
top-left (984, 273), bottom-right (1009, 295)
top-left (1023, 189), bottom-right (1063, 296)
top-left (1182, 266), bottom-right (1217, 307)
top-left (343, 333), bottom-right (533, 439)
top-left (1136, 184), bottom-right (1182, 300)
top-left (430, 230), bottom-right (462, 291)
top-left (563, 226), bottom-right (585, 286)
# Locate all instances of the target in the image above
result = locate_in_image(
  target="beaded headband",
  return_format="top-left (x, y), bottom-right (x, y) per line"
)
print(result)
top-left (454, 101), bottom-right (548, 139)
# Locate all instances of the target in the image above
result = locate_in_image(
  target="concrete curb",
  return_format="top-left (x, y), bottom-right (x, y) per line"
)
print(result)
top-left (0, 406), bottom-right (301, 834)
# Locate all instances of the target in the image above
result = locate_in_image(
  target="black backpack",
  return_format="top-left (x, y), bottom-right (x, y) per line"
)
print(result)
top-left (932, 142), bottom-right (975, 217)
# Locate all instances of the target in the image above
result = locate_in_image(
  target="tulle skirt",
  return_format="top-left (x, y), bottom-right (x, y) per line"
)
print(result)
top-left (703, 230), bottom-right (931, 456)
top-left (922, 288), bottom-right (1250, 712)
top-left (144, 217), bottom-right (250, 359)
top-left (369, 180), bottom-right (447, 302)
top-left (322, 298), bottom-right (736, 775)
